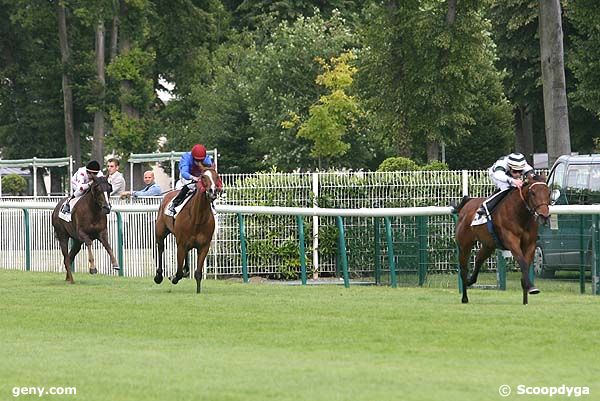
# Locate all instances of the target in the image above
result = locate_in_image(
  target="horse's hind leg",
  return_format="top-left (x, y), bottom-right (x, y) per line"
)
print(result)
top-left (68, 240), bottom-right (82, 273)
top-left (468, 245), bottom-right (495, 286)
top-left (195, 244), bottom-right (210, 294)
top-left (154, 218), bottom-right (170, 284)
top-left (59, 237), bottom-right (74, 284)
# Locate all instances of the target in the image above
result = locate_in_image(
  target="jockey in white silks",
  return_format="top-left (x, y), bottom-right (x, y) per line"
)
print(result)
top-left (479, 152), bottom-right (534, 217)
top-left (61, 160), bottom-right (105, 214)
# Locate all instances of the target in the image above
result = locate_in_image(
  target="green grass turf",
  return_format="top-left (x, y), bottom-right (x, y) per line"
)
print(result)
top-left (0, 269), bottom-right (599, 401)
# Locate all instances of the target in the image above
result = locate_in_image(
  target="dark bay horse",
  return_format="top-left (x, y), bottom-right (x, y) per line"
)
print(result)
top-left (51, 176), bottom-right (119, 283)
top-left (454, 174), bottom-right (550, 304)
top-left (154, 167), bottom-right (222, 293)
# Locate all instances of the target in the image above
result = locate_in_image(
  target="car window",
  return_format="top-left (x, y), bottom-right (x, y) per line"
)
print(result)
top-left (590, 166), bottom-right (600, 191)
top-left (548, 162), bottom-right (565, 190)
top-left (566, 165), bottom-right (590, 189)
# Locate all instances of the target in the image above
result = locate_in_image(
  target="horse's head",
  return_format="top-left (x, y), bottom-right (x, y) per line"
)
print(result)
top-left (90, 175), bottom-right (113, 214)
top-left (197, 168), bottom-right (223, 203)
top-left (523, 174), bottom-right (550, 225)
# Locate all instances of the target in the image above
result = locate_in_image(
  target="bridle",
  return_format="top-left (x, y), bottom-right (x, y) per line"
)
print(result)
top-left (196, 168), bottom-right (223, 202)
top-left (518, 181), bottom-right (549, 217)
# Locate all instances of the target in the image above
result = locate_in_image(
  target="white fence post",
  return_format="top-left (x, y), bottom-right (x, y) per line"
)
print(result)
top-left (312, 172), bottom-right (319, 279)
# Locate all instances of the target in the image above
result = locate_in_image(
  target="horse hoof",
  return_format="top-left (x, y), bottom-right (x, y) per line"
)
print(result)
top-left (528, 287), bottom-right (540, 295)
top-left (89, 268), bottom-right (98, 275)
top-left (169, 275), bottom-right (179, 285)
top-left (154, 275), bottom-right (163, 284)
top-left (461, 298), bottom-right (469, 304)
top-left (112, 266), bottom-right (120, 271)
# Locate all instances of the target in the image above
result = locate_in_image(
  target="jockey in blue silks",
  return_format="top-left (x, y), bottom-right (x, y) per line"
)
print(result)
top-left (168, 144), bottom-right (214, 213)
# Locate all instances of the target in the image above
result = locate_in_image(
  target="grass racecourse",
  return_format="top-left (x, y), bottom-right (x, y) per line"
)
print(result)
top-left (1, 269), bottom-right (599, 401)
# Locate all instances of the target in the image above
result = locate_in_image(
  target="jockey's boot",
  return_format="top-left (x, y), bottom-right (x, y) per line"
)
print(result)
top-left (169, 185), bottom-right (190, 214)
top-left (61, 196), bottom-right (73, 214)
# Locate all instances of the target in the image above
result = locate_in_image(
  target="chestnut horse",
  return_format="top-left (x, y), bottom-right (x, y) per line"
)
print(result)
top-left (154, 167), bottom-right (222, 293)
top-left (454, 174), bottom-right (550, 305)
top-left (52, 175), bottom-right (119, 283)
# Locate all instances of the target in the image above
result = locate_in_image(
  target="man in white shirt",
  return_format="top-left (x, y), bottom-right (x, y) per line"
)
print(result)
top-left (107, 158), bottom-right (126, 197)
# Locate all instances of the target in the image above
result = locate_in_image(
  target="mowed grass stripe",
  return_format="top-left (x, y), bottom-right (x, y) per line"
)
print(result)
top-left (0, 269), bottom-right (599, 401)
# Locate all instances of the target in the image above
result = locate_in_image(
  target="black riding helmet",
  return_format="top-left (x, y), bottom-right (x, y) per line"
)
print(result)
top-left (86, 160), bottom-right (101, 173)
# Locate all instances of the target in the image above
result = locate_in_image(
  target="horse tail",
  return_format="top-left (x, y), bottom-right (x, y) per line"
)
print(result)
top-left (450, 195), bottom-right (471, 214)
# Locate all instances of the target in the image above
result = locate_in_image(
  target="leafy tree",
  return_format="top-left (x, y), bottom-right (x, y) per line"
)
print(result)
top-left (290, 52), bottom-right (359, 168)
top-left (358, 0), bottom-right (512, 166)
top-left (0, 0), bottom-right (66, 161)
top-left (1, 174), bottom-right (27, 195)
top-left (377, 157), bottom-right (419, 172)
top-left (567, 0), bottom-right (600, 152)
top-left (242, 10), bottom-right (358, 170)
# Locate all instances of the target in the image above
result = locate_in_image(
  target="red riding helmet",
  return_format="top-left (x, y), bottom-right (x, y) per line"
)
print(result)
top-left (191, 144), bottom-right (207, 160)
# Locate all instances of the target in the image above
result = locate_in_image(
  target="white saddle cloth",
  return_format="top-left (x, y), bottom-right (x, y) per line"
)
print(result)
top-left (58, 196), bottom-right (83, 222)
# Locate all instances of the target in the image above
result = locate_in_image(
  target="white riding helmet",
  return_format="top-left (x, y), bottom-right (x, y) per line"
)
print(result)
top-left (507, 153), bottom-right (527, 171)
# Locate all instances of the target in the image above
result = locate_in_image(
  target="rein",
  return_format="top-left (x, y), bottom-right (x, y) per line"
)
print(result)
top-left (518, 181), bottom-right (549, 217)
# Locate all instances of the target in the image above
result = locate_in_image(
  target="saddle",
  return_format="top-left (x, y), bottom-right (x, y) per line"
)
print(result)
top-left (164, 187), bottom-right (196, 218)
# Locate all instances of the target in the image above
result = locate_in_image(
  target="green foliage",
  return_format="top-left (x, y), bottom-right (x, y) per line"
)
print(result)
top-left (568, 0), bottom-right (600, 117)
top-left (377, 157), bottom-right (419, 172)
top-left (0, 0), bottom-right (66, 159)
top-left (1, 174), bottom-right (27, 195)
top-left (358, 1), bottom-right (512, 160)
top-left (242, 10), bottom-right (359, 170)
top-left (420, 161), bottom-right (449, 171)
top-left (106, 111), bottom-right (160, 156)
top-left (293, 52), bottom-right (359, 164)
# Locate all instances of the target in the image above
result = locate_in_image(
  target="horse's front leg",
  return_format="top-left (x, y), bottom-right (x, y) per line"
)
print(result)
top-left (513, 248), bottom-right (539, 305)
top-left (99, 230), bottom-right (119, 270)
top-left (169, 245), bottom-right (187, 285)
top-left (154, 238), bottom-right (165, 284)
top-left (195, 244), bottom-right (210, 294)
top-left (78, 233), bottom-right (97, 274)
top-left (458, 245), bottom-right (471, 304)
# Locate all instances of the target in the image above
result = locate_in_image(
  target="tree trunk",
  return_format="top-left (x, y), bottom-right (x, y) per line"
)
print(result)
top-left (515, 105), bottom-right (534, 163)
top-left (427, 141), bottom-right (440, 162)
top-left (118, 0), bottom-right (141, 185)
top-left (539, 0), bottom-right (571, 167)
top-left (446, 0), bottom-right (457, 24)
top-left (92, 20), bottom-right (106, 164)
top-left (49, 167), bottom-right (64, 195)
top-left (424, 0), bottom-right (457, 163)
top-left (57, 3), bottom-right (81, 168)
top-left (34, 167), bottom-right (48, 196)
top-left (110, 12), bottom-right (119, 61)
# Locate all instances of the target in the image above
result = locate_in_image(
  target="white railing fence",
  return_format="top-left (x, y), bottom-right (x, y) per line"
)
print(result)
top-left (0, 170), bottom-right (557, 281)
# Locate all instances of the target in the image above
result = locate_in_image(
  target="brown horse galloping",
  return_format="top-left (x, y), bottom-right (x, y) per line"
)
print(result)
top-left (154, 167), bottom-right (222, 293)
top-left (454, 174), bottom-right (550, 305)
top-left (52, 175), bottom-right (119, 284)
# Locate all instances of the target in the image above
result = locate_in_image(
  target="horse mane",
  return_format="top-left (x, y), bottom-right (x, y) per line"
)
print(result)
top-left (451, 195), bottom-right (471, 214)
